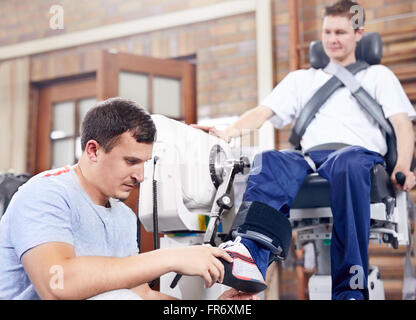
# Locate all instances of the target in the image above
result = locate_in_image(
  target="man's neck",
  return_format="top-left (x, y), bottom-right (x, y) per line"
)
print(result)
top-left (331, 56), bottom-right (356, 67)
top-left (74, 162), bottom-right (110, 207)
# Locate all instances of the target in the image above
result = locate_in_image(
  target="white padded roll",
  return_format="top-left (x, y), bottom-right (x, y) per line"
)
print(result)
top-left (151, 114), bottom-right (232, 209)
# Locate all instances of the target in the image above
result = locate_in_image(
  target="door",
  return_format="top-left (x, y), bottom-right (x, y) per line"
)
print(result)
top-left (97, 50), bottom-right (196, 124)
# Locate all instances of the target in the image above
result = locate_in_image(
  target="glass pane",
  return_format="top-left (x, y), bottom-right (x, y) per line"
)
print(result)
top-left (52, 101), bottom-right (75, 138)
top-left (75, 137), bottom-right (82, 162)
top-left (153, 76), bottom-right (182, 118)
top-left (52, 139), bottom-right (74, 168)
top-left (119, 71), bottom-right (149, 110)
top-left (78, 98), bottom-right (96, 134)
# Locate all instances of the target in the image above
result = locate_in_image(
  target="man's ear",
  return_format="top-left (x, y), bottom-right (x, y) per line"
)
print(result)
top-left (84, 140), bottom-right (100, 162)
top-left (355, 27), bottom-right (364, 42)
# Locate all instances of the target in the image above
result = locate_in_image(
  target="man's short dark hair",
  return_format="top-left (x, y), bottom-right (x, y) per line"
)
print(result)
top-left (324, 0), bottom-right (366, 29)
top-left (81, 97), bottom-right (156, 152)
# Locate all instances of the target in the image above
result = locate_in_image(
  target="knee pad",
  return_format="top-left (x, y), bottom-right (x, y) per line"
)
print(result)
top-left (229, 201), bottom-right (292, 260)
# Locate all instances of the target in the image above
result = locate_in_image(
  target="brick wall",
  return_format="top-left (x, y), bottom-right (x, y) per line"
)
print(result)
top-left (1, 0), bottom-right (415, 149)
top-left (3, 0), bottom-right (258, 120)
top-left (0, 0), bottom-right (228, 46)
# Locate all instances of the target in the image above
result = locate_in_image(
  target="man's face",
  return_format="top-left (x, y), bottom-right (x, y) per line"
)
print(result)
top-left (322, 15), bottom-right (363, 64)
top-left (95, 132), bottom-right (153, 201)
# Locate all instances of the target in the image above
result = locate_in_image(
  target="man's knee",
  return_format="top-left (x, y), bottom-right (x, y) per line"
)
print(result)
top-left (249, 149), bottom-right (309, 178)
top-left (251, 150), bottom-right (282, 173)
top-left (253, 149), bottom-right (304, 165)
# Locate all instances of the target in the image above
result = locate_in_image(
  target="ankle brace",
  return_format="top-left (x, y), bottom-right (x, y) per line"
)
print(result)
top-left (230, 201), bottom-right (292, 259)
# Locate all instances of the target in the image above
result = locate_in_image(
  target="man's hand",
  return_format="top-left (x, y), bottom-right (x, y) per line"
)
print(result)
top-left (190, 124), bottom-right (231, 143)
top-left (168, 246), bottom-right (233, 288)
top-left (217, 288), bottom-right (260, 300)
top-left (391, 168), bottom-right (416, 191)
top-left (190, 106), bottom-right (274, 144)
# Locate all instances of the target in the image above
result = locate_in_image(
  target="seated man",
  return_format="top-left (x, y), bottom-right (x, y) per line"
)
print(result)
top-left (0, 97), bottom-right (257, 300)
top-left (199, 0), bottom-right (416, 299)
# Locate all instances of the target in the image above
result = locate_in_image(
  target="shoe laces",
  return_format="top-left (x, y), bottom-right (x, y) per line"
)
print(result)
top-left (219, 236), bottom-right (242, 249)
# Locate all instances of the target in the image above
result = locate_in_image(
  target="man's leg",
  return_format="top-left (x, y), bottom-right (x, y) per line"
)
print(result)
top-left (317, 146), bottom-right (384, 300)
top-left (221, 150), bottom-right (314, 292)
top-left (243, 150), bottom-right (314, 215)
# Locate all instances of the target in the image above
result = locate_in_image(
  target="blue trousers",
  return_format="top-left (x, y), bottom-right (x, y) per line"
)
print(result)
top-left (242, 145), bottom-right (384, 300)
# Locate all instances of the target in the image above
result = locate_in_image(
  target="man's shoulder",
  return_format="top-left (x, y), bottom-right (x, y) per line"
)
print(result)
top-left (278, 68), bottom-right (317, 86)
top-left (360, 64), bottom-right (402, 89)
top-left (365, 64), bottom-right (395, 77)
top-left (32, 166), bottom-right (73, 184)
top-left (288, 68), bottom-right (317, 78)
top-left (15, 166), bottom-right (74, 200)
top-left (34, 166), bottom-right (72, 180)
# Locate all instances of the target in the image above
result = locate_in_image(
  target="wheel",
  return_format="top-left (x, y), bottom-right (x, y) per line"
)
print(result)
top-left (382, 233), bottom-right (399, 249)
top-left (217, 195), bottom-right (233, 210)
top-left (392, 237), bottom-right (399, 250)
top-left (382, 233), bottom-right (391, 244)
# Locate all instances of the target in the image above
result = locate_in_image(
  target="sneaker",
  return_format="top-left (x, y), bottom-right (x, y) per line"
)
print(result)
top-left (218, 236), bottom-right (267, 293)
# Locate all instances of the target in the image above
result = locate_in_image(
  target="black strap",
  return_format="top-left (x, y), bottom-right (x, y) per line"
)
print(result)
top-left (352, 87), bottom-right (398, 174)
top-left (352, 87), bottom-right (394, 137)
top-left (289, 61), bottom-right (370, 150)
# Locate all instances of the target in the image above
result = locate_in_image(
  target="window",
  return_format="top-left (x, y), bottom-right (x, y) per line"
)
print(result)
top-left (50, 97), bottom-right (96, 168)
top-left (35, 78), bottom-right (96, 173)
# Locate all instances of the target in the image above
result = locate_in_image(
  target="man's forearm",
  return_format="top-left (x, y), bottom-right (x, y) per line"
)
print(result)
top-left (392, 117), bottom-right (415, 171)
top-left (225, 106), bottom-right (274, 138)
top-left (49, 249), bottom-right (174, 300)
top-left (24, 241), bottom-right (231, 300)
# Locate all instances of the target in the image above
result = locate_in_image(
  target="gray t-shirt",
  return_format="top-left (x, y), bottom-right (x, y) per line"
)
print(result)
top-left (0, 166), bottom-right (139, 300)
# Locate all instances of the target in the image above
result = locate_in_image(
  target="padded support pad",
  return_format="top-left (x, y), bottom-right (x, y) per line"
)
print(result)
top-left (231, 201), bottom-right (292, 259)
top-left (219, 258), bottom-right (268, 293)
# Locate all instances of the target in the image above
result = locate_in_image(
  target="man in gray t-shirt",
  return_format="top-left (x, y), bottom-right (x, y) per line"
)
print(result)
top-left (0, 98), bottom-right (254, 300)
top-left (0, 165), bottom-right (138, 299)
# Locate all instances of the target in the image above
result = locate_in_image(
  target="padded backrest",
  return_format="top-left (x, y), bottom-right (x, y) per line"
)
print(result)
top-left (309, 32), bottom-right (383, 69)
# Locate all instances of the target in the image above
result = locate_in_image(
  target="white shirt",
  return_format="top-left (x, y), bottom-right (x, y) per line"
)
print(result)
top-left (261, 64), bottom-right (416, 155)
